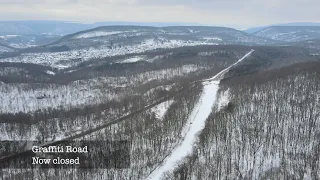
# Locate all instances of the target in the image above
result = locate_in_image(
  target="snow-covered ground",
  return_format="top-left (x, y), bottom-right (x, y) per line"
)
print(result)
top-left (116, 56), bottom-right (146, 63)
top-left (0, 39), bottom-right (217, 69)
top-left (45, 70), bottom-right (56, 75)
top-left (0, 64), bottom-right (204, 114)
top-left (150, 100), bottom-right (174, 119)
top-left (216, 89), bottom-right (230, 111)
top-left (76, 64), bottom-right (204, 87)
top-left (255, 27), bottom-right (320, 42)
top-left (0, 82), bottom-right (119, 114)
top-left (0, 67), bottom-right (27, 76)
top-left (197, 50), bottom-right (229, 56)
top-left (202, 37), bottom-right (223, 41)
top-left (74, 31), bottom-right (134, 39)
top-left (146, 50), bottom-right (254, 180)
top-left (9, 43), bottom-right (36, 48)
top-left (0, 45), bottom-right (14, 53)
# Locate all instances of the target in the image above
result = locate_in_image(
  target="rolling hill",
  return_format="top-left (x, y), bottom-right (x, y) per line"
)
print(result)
top-left (0, 26), bottom-right (277, 69)
top-left (254, 26), bottom-right (320, 42)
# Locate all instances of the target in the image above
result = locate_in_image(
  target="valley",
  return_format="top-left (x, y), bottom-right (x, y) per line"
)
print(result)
top-left (0, 23), bottom-right (320, 180)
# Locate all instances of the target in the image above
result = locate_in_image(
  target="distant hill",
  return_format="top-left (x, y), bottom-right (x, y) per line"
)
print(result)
top-left (0, 25), bottom-right (277, 69)
top-left (0, 21), bottom-right (204, 36)
top-left (53, 25), bottom-right (275, 48)
top-left (253, 26), bottom-right (320, 42)
top-left (244, 22), bottom-right (320, 34)
top-left (0, 21), bottom-right (206, 48)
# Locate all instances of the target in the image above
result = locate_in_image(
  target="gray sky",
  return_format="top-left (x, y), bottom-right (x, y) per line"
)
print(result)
top-left (0, 0), bottom-right (319, 28)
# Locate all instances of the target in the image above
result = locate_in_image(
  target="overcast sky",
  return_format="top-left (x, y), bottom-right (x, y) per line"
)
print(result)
top-left (0, 0), bottom-right (319, 28)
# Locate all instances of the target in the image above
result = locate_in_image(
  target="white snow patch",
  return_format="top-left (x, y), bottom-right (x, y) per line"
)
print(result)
top-left (75, 31), bottom-right (127, 39)
top-left (0, 35), bottom-right (20, 39)
top-left (118, 56), bottom-right (145, 63)
top-left (150, 100), bottom-right (174, 119)
top-left (146, 53), bottom-right (173, 63)
top-left (164, 84), bottom-right (174, 91)
top-left (202, 37), bottom-right (223, 41)
top-left (217, 89), bottom-right (230, 111)
top-left (45, 70), bottom-right (56, 75)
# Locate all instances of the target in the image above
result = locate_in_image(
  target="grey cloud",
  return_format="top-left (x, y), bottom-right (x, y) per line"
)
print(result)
top-left (0, 0), bottom-right (319, 28)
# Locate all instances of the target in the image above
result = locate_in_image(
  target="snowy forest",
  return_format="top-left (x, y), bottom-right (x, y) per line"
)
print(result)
top-left (0, 25), bottom-right (320, 180)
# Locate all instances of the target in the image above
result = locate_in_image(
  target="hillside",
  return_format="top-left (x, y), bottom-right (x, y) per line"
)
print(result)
top-left (244, 22), bottom-right (320, 34)
top-left (254, 26), bottom-right (320, 42)
top-left (0, 26), bottom-right (276, 69)
top-left (168, 59), bottom-right (320, 180)
top-left (289, 39), bottom-right (320, 54)
top-left (0, 24), bottom-right (320, 179)
top-left (1, 41), bottom-right (320, 178)
top-left (56, 26), bottom-right (275, 47)
top-left (0, 22), bottom-right (267, 49)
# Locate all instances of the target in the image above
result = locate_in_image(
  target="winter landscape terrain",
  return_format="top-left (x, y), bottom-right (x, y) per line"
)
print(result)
top-left (0, 22), bottom-right (320, 180)
top-left (254, 26), bottom-right (320, 42)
